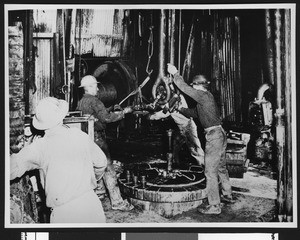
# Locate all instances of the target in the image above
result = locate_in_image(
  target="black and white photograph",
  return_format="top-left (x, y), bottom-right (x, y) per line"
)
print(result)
top-left (5, 3), bottom-right (296, 228)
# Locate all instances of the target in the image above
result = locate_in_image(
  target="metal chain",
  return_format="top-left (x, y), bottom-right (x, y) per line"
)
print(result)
top-left (146, 26), bottom-right (154, 75)
top-left (176, 171), bottom-right (196, 181)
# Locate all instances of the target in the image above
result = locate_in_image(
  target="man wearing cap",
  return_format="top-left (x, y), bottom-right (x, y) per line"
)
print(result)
top-left (167, 63), bottom-right (233, 215)
top-left (77, 75), bottom-right (134, 211)
top-left (10, 97), bottom-right (108, 223)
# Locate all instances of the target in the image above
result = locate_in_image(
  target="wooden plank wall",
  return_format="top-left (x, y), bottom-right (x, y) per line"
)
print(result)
top-left (74, 9), bottom-right (124, 57)
top-left (29, 9), bottom-right (57, 114)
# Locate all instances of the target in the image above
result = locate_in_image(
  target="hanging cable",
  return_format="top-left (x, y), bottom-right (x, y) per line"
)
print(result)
top-left (146, 25), bottom-right (154, 75)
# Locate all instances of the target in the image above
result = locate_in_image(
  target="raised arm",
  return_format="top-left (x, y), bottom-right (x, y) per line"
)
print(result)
top-left (167, 63), bottom-right (206, 103)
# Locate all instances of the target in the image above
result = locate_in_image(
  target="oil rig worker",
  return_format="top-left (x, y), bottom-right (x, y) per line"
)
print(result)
top-left (167, 63), bottom-right (234, 215)
top-left (77, 75), bottom-right (134, 211)
top-left (10, 97), bottom-right (108, 223)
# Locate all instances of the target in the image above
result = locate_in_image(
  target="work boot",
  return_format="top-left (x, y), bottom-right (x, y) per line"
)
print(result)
top-left (97, 193), bottom-right (107, 200)
top-left (112, 199), bottom-right (134, 211)
top-left (198, 204), bottom-right (221, 215)
top-left (221, 195), bottom-right (235, 204)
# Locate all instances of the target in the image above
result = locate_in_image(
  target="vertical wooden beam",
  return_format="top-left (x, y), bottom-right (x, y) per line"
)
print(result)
top-left (65, 9), bottom-right (76, 110)
top-left (24, 10), bottom-right (35, 115)
top-left (52, 32), bottom-right (61, 98)
top-left (56, 9), bottom-right (66, 100)
top-left (274, 9), bottom-right (286, 222)
top-left (284, 9), bottom-right (293, 222)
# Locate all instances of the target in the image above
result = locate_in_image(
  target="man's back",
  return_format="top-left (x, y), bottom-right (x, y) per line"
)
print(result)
top-left (11, 127), bottom-right (106, 208)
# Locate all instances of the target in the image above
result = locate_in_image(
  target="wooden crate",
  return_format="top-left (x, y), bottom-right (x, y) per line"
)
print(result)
top-left (63, 112), bottom-right (95, 140)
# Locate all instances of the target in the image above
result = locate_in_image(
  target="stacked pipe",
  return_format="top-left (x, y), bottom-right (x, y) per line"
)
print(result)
top-left (212, 13), bottom-right (239, 122)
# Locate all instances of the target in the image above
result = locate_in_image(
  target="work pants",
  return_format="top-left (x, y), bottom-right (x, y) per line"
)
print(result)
top-left (204, 126), bottom-right (232, 206)
top-left (50, 190), bottom-right (106, 223)
top-left (94, 131), bottom-right (125, 208)
top-left (171, 114), bottom-right (204, 166)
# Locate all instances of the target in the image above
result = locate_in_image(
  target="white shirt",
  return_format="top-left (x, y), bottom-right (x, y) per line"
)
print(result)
top-left (10, 126), bottom-right (107, 208)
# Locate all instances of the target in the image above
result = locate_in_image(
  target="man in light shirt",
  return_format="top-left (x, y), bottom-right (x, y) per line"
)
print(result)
top-left (10, 97), bottom-right (107, 223)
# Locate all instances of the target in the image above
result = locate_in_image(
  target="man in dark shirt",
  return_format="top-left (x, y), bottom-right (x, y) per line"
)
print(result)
top-left (167, 64), bottom-right (233, 214)
top-left (77, 75), bottom-right (134, 211)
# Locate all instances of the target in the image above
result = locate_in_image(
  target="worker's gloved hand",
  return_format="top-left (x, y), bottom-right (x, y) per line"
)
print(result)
top-left (123, 106), bottom-right (133, 114)
top-left (172, 101), bottom-right (181, 112)
top-left (113, 104), bottom-right (123, 112)
top-left (167, 63), bottom-right (178, 75)
top-left (165, 76), bottom-right (173, 85)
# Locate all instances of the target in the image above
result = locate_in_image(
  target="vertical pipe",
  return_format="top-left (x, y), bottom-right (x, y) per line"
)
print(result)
top-left (274, 9), bottom-right (285, 222)
top-left (230, 16), bottom-right (240, 122)
top-left (265, 10), bottom-right (275, 85)
top-left (234, 16), bottom-right (242, 122)
top-left (169, 9), bottom-right (176, 65)
top-left (168, 10), bottom-right (172, 64)
top-left (167, 129), bottom-right (173, 172)
top-left (221, 18), bottom-right (229, 119)
top-left (225, 17), bottom-right (232, 120)
top-left (53, 33), bottom-right (60, 97)
top-left (284, 9), bottom-right (293, 222)
top-left (182, 16), bottom-right (195, 82)
top-left (178, 10), bottom-right (182, 74)
top-left (78, 9), bottom-right (83, 102)
top-left (158, 10), bottom-right (166, 76)
top-left (121, 10), bottom-right (130, 57)
top-left (218, 17), bottom-right (224, 118)
top-left (230, 17), bottom-right (236, 121)
top-left (220, 36), bottom-right (226, 118)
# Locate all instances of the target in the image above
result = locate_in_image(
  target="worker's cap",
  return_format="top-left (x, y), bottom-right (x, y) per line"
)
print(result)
top-left (190, 75), bottom-right (210, 86)
top-left (32, 97), bottom-right (69, 130)
top-left (79, 75), bottom-right (98, 88)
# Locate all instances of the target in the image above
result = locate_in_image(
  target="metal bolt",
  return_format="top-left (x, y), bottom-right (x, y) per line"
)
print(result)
top-left (133, 175), bottom-right (138, 185)
top-left (126, 170), bottom-right (131, 183)
top-left (141, 175), bottom-right (146, 188)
